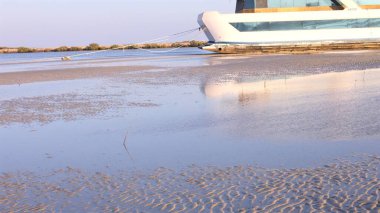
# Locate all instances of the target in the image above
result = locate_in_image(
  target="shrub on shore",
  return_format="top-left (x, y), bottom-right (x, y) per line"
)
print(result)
top-left (51, 46), bottom-right (87, 52)
top-left (189, 40), bottom-right (206, 47)
top-left (85, 43), bottom-right (102, 51)
top-left (53, 46), bottom-right (69, 52)
top-left (0, 41), bottom-right (207, 54)
top-left (144, 43), bottom-right (163, 49)
top-left (126, 45), bottom-right (138, 49)
top-left (171, 42), bottom-right (182, 48)
top-left (69, 46), bottom-right (83, 51)
top-left (17, 47), bottom-right (35, 53)
top-left (110, 44), bottom-right (120, 49)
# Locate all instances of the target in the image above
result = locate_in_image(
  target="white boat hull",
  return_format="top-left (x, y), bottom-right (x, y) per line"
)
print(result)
top-left (198, 9), bottom-right (380, 53)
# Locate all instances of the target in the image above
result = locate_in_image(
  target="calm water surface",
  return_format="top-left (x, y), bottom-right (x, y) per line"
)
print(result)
top-left (0, 49), bottom-right (380, 173)
top-left (0, 48), bottom-right (212, 73)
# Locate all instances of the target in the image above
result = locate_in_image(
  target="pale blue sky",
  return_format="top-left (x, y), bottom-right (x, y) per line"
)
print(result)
top-left (0, 0), bottom-right (235, 47)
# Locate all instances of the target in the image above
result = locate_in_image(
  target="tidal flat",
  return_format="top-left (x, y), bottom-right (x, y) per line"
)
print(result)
top-left (0, 48), bottom-right (380, 212)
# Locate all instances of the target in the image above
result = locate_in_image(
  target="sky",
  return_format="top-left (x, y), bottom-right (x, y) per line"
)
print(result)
top-left (0, 0), bottom-right (235, 47)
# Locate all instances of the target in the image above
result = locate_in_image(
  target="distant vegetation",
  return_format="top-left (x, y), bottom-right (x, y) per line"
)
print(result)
top-left (52, 46), bottom-right (84, 52)
top-left (17, 47), bottom-right (36, 53)
top-left (110, 44), bottom-right (120, 49)
top-left (0, 40), bottom-right (207, 54)
top-left (143, 43), bottom-right (164, 49)
top-left (53, 46), bottom-right (69, 52)
top-left (69, 46), bottom-right (83, 51)
top-left (189, 40), bottom-right (206, 47)
top-left (85, 43), bottom-right (106, 51)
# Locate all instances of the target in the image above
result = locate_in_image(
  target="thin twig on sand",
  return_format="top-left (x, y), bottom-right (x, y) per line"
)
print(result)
top-left (123, 133), bottom-right (134, 162)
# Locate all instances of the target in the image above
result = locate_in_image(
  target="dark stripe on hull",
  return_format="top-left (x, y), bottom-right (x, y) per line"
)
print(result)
top-left (202, 40), bottom-right (380, 54)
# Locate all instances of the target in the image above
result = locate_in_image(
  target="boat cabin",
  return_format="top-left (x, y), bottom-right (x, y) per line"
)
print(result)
top-left (236, 0), bottom-right (380, 13)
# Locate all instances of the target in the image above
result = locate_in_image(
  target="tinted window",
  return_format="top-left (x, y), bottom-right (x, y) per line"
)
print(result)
top-left (230, 18), bottom-right (380, 32)
top-left (245, 0), bottom-right (255, 8)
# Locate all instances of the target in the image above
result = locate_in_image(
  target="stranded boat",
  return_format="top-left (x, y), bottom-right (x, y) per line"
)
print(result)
top-left (198, 0), bottom-right (380, 54)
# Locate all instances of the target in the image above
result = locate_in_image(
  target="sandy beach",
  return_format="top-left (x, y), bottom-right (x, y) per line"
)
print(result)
top-left (0, 66), bottom-right (154, 85)
top-left (1, 49), bottom-right (380, 212)
top-left (1, 155), bottom-right (379, 212)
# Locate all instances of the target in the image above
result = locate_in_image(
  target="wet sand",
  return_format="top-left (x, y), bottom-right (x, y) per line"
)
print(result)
top-left (0, 65), bottom-right (154, 85)
top-left (1, 155), bottom-right (379, 212)
top-left (1, 49), bottom-right (380, 212)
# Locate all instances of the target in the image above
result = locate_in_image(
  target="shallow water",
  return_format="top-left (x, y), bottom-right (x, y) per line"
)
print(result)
top-left (1, 49), bottom-right (380, 212)
top-left (0, 48), bottom-right (212, 73)
top-left (1, 67), bottom-right (380, 172)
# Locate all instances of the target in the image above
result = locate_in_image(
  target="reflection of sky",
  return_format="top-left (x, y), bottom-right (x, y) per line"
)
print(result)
top-left (1, 68), bottom-right (380, 172)
top-left (0, 0), bottom-right (235, 47)
top-left (0, 48), bottom-right (213, 73)
top-left (201, 69), bottom-right (380, 142)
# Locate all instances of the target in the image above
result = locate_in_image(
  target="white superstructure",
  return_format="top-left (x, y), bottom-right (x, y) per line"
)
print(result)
top-left (198, 0), bottom-right (380, 53)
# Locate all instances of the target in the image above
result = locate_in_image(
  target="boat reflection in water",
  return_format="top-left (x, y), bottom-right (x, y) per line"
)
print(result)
top-left (200, 69), bottom-right (379, 140)
top-left (201, 70), bottom-right (369, 105)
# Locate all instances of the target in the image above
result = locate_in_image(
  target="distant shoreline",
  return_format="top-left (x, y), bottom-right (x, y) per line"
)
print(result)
top-left (0, 40), bottom-right (207, 54)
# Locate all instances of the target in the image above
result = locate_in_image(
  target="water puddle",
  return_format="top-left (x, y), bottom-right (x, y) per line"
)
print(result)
top-left (1, 52), bottom-right (380, 212)
top-left (1, 69), bottom-right (380, 172)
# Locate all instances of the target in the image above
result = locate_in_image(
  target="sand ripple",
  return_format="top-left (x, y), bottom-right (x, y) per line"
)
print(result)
top-left (1, 156), bottom-right (379, 212)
